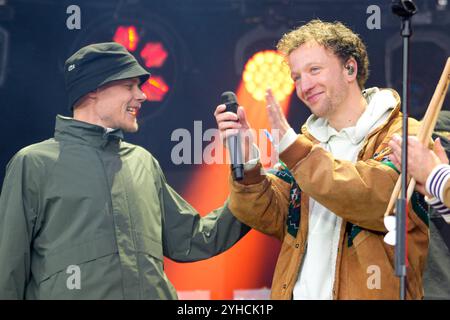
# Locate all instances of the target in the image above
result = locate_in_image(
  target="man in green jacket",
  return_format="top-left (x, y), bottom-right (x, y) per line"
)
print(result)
top-left (0, 42), bottom-right (250, 299)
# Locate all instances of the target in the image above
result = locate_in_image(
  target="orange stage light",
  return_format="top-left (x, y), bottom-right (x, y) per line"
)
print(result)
top-left (141, 76), bottom-right (169, 102)
top-left (113, 26), bottom-right (140, 52)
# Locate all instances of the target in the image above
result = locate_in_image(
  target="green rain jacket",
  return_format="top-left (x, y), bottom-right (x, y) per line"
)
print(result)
top-left (0, 115), bottom-right (250, 299)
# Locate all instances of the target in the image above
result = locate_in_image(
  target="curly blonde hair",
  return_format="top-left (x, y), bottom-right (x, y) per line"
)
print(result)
top-left (277, 19), bottom-right (369, 89)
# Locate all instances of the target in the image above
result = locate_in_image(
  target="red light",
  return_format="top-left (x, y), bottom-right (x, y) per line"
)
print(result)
top-left (141, 76), bottom-right (169, 102)
top-left (112, 27), bottom-right (171, 104)
top-left (113, 26), bottom-right (140, 51)
top-left (140, 42), bottom-right (168, 68)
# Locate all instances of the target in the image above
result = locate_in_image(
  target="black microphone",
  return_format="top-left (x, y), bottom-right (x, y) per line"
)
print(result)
top-left (220, 91), bottom-right (244, 181)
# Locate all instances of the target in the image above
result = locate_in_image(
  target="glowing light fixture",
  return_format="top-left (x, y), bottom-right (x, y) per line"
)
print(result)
top-left (112, 26), bottom-right (172, 103)
top-left (68, 13), bottom-right (186, 121)
top-left (140, 42), bottom-right (168, 68)
top-left (113, 25), bottom-right (140, 52)
top-left (242, 50), bottom-right (294, 102)
top-left (141, 76), bottom-right (169, 102)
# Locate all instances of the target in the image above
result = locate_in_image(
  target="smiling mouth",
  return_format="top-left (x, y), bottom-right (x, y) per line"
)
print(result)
top-left (306, 92), bottom-right (323, 103)
top-left (126, 106), bottom-right (139, 117)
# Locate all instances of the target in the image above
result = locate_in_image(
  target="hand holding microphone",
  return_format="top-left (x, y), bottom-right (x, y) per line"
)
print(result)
top-left (214, 92), bottom-right (254, 180)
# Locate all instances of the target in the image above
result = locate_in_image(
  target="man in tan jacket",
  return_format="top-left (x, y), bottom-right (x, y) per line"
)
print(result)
top-left (214, 19), bottom-right (429, 299)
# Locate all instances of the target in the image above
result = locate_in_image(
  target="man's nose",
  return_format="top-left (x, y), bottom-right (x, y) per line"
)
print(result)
top-left (300, 75), bottom-right (315, 95)
top-left (136, 87), bottom-right (147, 102)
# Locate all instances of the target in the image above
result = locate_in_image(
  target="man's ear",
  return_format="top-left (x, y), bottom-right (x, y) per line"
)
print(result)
top-left (73, 91), bottom-right (97, 110)
top-left (344, 58), bottom-right (357, 82)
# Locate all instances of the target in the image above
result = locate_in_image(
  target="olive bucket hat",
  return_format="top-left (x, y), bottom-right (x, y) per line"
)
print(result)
top-left (64, 42), bottom-right (150, 110)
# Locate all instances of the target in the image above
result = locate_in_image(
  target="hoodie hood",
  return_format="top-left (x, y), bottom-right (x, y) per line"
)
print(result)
top-left (305, 87), bottom-right (398, 145)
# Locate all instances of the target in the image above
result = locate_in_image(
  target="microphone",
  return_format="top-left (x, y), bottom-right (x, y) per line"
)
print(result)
top-left (391, 0), bottom-right (417, 18)
top-left (220, 91), bottom-right (244, 181)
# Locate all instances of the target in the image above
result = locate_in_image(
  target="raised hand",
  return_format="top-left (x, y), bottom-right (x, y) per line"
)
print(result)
top-left (265, 88), bottom-right (292, 138)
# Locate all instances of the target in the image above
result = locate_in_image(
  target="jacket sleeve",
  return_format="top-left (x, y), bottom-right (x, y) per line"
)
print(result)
top-left (0, 153), bottom-right (39, 299)
top-left (229, 118), bottom-right (421, 233)
top-left (152, 158), bottom-right (251, 262)
top-left (228, 164), bottom-right (291, 241)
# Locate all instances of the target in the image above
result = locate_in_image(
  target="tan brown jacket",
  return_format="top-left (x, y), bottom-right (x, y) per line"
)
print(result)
top-left (229, 95), bottom-right (429, 300)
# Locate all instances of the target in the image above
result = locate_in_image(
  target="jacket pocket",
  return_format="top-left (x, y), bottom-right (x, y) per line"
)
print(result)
top-left (346, 230), bottom-right (398, 299)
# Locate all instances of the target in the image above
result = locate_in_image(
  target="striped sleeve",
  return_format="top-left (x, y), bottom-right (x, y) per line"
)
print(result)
top-left (425, 165), bottom-right (450, 224)
top-left (426, 195), bottom-right (450, 214)
top-left (425, 164), bottom-right (450, 203)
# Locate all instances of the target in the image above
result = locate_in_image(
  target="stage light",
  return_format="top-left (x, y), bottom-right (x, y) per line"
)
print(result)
top-left (140, 42), bottom-right (168, 68)
top-left (113, 25), bottom-right (140, 52)
top-left (141, 76), bottom-right (169, 102)
top-left (437, 0), bottom-right (448, 11)
top-left (111, 25), bottom-right (171, 104)
top-left (233, 22), bottom-right (294, 103)
top-left (242, 50), bottom-right (294, 102)
top-left (66, 12), bottom-right (186, 122)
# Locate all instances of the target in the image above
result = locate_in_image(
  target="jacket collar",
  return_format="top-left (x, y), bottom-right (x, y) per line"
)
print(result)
top-left (54, 115), bottom-right (124, 148)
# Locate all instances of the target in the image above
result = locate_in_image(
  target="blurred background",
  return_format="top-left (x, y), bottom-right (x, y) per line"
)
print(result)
top-left (0, 0), bottom-right (449, 299)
